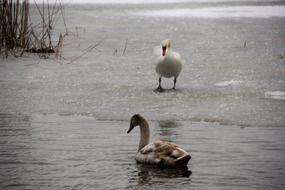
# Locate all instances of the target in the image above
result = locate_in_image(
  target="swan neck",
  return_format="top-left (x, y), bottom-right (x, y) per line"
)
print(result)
top-left (138, 119), bottom-right (150, 151)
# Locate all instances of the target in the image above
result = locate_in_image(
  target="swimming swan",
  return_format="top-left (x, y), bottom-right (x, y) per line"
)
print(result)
top-left (156, 39), bottom-right (183, 91)
top-left (127, 114), bottom-right (191, 168)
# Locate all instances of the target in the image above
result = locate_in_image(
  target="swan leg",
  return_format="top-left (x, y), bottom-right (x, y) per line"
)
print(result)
top-left (172, 77), bottom-right (177, 90)
top-left (156, 77), bottom-right (163, 92)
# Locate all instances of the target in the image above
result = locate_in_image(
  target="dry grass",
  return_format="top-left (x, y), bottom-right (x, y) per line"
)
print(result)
top-left (0, 0), bottom-right (67, 58)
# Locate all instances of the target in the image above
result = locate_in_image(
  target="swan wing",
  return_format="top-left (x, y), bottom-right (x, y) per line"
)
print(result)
top-left (137, 141), bottom-right (190, 166)
top-left (169, 51), bottom-right (185, 65)
top-left (152, 141), bottom-right (190, 166)
top-left (152, 141), bottom-right (183, 158)
top-left (170, 51), bottom-right (182, 61)
top-left (156, 54), bottom-right (182, 78)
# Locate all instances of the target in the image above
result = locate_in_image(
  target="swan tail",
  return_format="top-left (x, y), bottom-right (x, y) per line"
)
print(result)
top-left (175, 154), bottom-right (191, 166)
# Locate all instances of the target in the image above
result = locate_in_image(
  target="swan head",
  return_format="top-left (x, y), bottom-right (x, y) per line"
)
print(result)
top-left (127, 114), bottom-right (144, 133)
top-left (161, 39), bottom-right (171, 56)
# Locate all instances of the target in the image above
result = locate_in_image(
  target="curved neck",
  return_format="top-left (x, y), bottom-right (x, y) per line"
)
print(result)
top-left (138, 119), bottom-right (150, 151)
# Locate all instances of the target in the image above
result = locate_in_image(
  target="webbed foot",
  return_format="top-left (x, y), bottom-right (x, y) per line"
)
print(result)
top-left (154, 86), bottom-right (165, 93)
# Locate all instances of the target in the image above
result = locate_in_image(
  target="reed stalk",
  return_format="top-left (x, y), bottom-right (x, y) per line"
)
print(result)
top-left (0, 0), bottom-right (67, 58)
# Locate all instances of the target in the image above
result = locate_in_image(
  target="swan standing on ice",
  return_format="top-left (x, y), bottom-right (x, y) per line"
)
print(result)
top-left (127, 114), bottom-right (191, 168)
top-left (156, 39), bottom-right (183, 91)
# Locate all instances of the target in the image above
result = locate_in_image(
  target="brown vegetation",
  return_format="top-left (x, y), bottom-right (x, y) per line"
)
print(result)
top-left (0, 0), bottom-right (67, 58)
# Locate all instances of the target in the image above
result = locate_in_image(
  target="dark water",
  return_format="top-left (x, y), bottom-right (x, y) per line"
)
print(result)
top-left (0, 114), bottom-right (285, 190)
top-left (1, 0), bottom-right (285, 189)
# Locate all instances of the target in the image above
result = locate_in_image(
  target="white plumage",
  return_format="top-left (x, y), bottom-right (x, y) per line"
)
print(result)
top-left (155, 39), bottom-right (183, 91)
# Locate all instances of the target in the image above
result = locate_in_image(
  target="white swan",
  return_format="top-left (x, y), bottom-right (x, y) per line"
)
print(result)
top-left (156, 39), bottom-right (183, 91)
top-left (127, 114), bottom-right (191, 168)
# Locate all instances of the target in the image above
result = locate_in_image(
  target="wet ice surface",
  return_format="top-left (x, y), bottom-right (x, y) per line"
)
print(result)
top-left (134, 6), bottom-right (285, 18)
top-left (1, 0), bottom-right (285, 189)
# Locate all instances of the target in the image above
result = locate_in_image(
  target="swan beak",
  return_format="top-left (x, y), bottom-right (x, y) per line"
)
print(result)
top-left (127, 125), bottom-right (134, 133)
top-left (162, 46), bottom-right (166, 56)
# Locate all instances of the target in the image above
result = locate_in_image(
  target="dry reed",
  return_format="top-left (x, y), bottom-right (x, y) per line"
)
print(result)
top-left (0, 0), bottom-right (67, 58)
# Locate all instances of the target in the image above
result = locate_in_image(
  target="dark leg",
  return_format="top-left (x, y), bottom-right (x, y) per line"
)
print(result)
top-left (156, 77), bottom-right (163, 91)
top-left (172, 77), bottom-right (177, 89)
top-left (155, 77), bottom-right (165, 92)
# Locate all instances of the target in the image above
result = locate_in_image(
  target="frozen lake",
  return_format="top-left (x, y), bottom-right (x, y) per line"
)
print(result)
top-left (0, 0), bottom-right (285, 189)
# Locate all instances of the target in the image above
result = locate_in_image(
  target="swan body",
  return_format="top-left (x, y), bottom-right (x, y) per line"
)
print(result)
top-left (155, 39), bottom-right (183, 91)
top-left (127, 114), bottom-right (191, 168)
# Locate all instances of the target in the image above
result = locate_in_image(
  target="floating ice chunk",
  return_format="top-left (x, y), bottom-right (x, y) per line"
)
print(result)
top-left (265, 91), bottom-right (285, 100)
top-left (26, 76), bottom-right (34, 79)
top-left (215, 80), bottom-right (242, 87)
